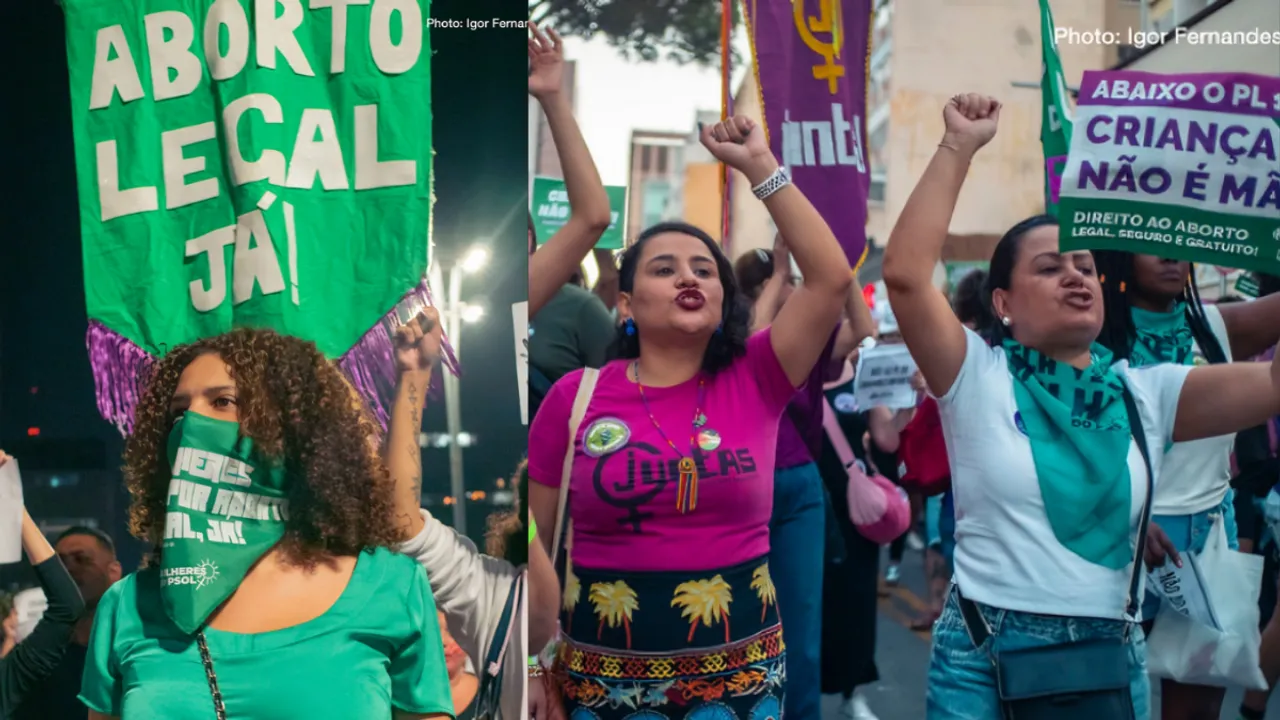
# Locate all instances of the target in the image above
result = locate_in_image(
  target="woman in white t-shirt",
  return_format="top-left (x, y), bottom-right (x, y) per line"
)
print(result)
top-left (882, 93), bottom-right (1280, 720)
top-left (1093, 251), bottom-right (1280, 719)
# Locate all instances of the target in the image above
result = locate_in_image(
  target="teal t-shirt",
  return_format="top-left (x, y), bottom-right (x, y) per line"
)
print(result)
top-left (80, 547), bottom-right (454, 719)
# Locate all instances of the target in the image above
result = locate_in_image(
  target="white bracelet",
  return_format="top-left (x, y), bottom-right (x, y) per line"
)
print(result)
top-left (751, 167), bottom-right (791, 200)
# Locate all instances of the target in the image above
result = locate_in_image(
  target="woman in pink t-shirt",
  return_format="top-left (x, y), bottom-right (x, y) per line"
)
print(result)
top-left (528, 116), bottom-right (853, 719)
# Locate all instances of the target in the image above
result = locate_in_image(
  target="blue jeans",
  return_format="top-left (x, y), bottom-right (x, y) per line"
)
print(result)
top-left (1141, 489), bottom-right (1239, 620)
top-left (927, 588), bottom-right (1150, 719)
top-left (770, 462), bottom-right (826, 720)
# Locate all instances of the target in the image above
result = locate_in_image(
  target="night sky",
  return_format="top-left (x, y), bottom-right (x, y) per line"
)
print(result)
top-left (0, 0), bottom-right (529, 568)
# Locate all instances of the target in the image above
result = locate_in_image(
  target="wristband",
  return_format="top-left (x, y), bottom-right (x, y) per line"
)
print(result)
top-left (751, 167), bottom-right (791, 201)
top-left (528, 516), bottom-right (537, 544)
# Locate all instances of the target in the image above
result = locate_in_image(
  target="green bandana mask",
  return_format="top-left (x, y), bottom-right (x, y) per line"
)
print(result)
top-left (161, 412), bottom-right (289, 634)
top-left (1130, 302), bottom-right (1195, 368)
top-left (1002, 340), bottom-right (1134, 569)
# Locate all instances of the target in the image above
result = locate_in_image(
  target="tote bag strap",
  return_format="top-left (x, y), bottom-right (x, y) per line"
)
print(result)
top-left (551, 368), bottom-right (599, 568)
top-left (821, 397), bottom-right (858, 469)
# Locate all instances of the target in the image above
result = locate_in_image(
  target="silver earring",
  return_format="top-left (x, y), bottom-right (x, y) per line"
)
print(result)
top-left (1001, 316), bottom-right (1011, 326)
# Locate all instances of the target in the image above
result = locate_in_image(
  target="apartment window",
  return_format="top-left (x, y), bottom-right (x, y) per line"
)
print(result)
top-left (641, 145), bottom-right (652, 172)
top-left (642, 181), bottom-right (670, 228)
top-left (656, 147), bottom-right (668, 174)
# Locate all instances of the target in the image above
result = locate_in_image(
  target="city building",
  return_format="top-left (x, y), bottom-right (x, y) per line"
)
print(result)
top-left (624, 130), bottom-right (688, 242)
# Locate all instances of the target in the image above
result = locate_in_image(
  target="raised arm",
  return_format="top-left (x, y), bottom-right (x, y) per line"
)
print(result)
top-left (528, 23), bottom-right (611, 318)
top-left (832, 279), bottom-right (876, 360)
top-left (1173, 345), bottom-right (1280, 443)
top-left (386, 310), bottom-right (443, 540)
top-left (881, 94), bottom-right (1000, 397)
top-left (750, 240), bottom-right (793, 334)
top-left (1218, 294), bottom-right (1280, 360)
top-left (702, 117), bottom-right (852, 386)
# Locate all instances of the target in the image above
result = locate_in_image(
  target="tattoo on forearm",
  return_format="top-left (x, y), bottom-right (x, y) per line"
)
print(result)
top-left (405, 380), bottom-right (423, 503)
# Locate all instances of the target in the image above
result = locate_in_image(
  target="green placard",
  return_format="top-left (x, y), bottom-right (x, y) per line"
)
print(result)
top-left (1235, 273), bottom-right (1261, 298)
top-left (531, 176), bottom-right (627, 250)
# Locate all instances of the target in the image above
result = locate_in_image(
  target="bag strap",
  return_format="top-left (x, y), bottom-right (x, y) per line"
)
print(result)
top-left (195, 631), bottom-right (227, 720)
top-left (472, 573), bottom-right (524, 719)
top-left (957, 384), bottom-right (1155, 646)
top-left (821, 396), bottom-right (858, 469)
top-left (551, 368), bottom-right (599, 568)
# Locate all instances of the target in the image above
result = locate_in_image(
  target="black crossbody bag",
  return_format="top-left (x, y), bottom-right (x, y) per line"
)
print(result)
top-left (957, 386), bottom-right (1153, 720)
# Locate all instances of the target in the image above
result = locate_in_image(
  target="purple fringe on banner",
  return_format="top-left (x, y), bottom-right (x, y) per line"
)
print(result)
top-left (86, 321), bottom-right (156, 436)
top-left (86, 278), bottom-right (459, 436)
top-left (337, 277), bottom-right (460, 430)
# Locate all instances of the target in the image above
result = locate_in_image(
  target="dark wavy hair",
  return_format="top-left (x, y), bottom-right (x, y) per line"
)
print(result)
top-left (613, 221), bottom-right (752, 374)
top-left (733, 247), bottom-right (776, 302)
top-left (124, 328), bottom-right (401, 565)
top-left (1093, 251), bottom-right (1227, 364)
top-left (485, 459), bottom-right (528, 566)
top-left (951, 268), bottom-right (992, 328)
top-left (981, 214), bottom-right (1061, 345)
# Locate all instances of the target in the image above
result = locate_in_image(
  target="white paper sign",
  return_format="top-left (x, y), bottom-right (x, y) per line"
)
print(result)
top-left (854, 344), bottom-right (918, 409)
top-left (12, 587), bottom-right (47, 643)
top-left (0, 460), bottom-right (23, 564)
top-left (1147, 557), bottom-right (1221, 630)
top-left (513, 302), bottom-right (529, 425)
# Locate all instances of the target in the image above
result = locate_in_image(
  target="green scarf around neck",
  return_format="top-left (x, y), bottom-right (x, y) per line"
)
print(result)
top-left (1002, 340), bottom-right (1134, 569)
top-left (1130, 302), bottom-right (1195, 368)
top-left (161, 412), bottom-right (290, 634)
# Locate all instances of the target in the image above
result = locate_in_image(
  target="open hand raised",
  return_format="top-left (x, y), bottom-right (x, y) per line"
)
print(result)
top-left (528, 22), bottom-right (564, 99)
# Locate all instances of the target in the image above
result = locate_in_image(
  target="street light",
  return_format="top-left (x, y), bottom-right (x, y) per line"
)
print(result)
top-left (427, 244), bottom-right (489, 536)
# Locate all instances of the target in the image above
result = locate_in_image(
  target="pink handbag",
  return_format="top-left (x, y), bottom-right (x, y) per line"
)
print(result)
top-left (821, 397), bottom-right (911, 544)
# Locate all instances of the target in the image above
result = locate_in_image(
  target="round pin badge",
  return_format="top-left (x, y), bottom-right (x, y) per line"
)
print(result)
top-left (833, 392), bottom-right (858, 414)
top-left (583, 418), bottom-right (630, 457)
top-left (697, 429), bottom-right (722, 452)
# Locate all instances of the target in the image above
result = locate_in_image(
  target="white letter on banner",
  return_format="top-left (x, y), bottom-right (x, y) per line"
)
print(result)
top-left (89, 26), bottom-right (145, 110)
top-left (285, 109), bottom-right (349, 190)
top-left (233, 210), bottom-right (287, 305)
top-left (255, 0), bottom-right (315, 76)
top-left (162, 123), bottom-right (220, 209)
top-left (781, 110), bottom-right (803, 169)
top-left (223, 94), bottom-right (285, 186)
top-left (311, 0), bottom-right (371, 73)
top-left (186, 226), bottom-right (236, 312)
top-left (369, 0), bottom-right (423, 74)
top-left (144, 12), bottom-right (202, 101)
top-left (96, 140), bottom-right (158, 221)
top-left (204, 0), bottom-right (251, 80)
top-left (801, 120), bottom-right (836, 166)
top-left (354, 104), bottom-right (416, 189)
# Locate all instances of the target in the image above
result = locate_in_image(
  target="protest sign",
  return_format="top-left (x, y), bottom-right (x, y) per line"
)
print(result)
top-left (1038, 0), bottom-right (1074, 216)
top-left (1148, 556), bottom-right (1222, 631)
top-left (1235, 273), bottom-right (1260, 298)
top-left (1058, 71), bottom-right (1280, 275)
top-left (61, 0), bottom-right (444, 433)
top-left (854, 344), bottom-right (918, 409)
top-left (513, 302), bottom-right (529, 425)
top-left (0, 460), bottom-right (22, 564)
top-left (530, 177), bottom-right (628, 249)
top-left (12, 588), bottom-right (47, 644)
top-left (744, 0), bottom-right (874, 268)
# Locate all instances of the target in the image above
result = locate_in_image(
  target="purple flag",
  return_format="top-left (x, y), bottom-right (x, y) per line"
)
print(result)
top-left (745, 0), bottom-right (874, 267)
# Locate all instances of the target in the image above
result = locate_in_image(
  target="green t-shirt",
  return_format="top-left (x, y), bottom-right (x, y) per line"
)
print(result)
top-left (80, 547), bottom-right (454, 719)
top-left (528, 283), bottom-right (616, 382)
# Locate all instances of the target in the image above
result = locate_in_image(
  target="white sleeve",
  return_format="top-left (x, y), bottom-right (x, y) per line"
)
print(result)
top-left (936, 327), bottom-right (1004, 406)
top-left (395, 509), bottom-right (520, 668)
top-left (1123, 363), bottom-right (1193, 449)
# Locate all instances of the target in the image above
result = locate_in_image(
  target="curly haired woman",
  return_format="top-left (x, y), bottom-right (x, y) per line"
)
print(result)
top-left (81, 329), bottom-right (454, 720)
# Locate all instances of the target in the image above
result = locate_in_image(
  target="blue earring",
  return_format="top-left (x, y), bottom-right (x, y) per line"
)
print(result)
top-left (714, 323), bottom-right (723, 335)
top-left (624, 318), bottom-right (636, 336)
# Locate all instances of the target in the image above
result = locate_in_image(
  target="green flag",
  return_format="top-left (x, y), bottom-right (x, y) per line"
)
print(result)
top-left (1040, 0), bottom-right (1074, 217)
top-left (61, 0), bottom-right (438, 432)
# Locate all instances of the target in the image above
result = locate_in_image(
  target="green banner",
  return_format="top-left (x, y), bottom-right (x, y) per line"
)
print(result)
top-left (1235, 273), bottom-right (1261, 298)
top-left (1039, 0), bottom-right (1074, 218)
top-left (531, 176), bottom-right (628, 250)
top-left (63, 0), bottom-right (432, 360)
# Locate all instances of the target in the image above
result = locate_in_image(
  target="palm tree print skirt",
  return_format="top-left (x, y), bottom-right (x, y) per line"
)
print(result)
top-left (556, 555), bottom-right (785, 720)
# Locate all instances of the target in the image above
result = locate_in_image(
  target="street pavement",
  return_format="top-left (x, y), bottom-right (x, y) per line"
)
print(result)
top-left (854, 542), bottom-right (1280, 719)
